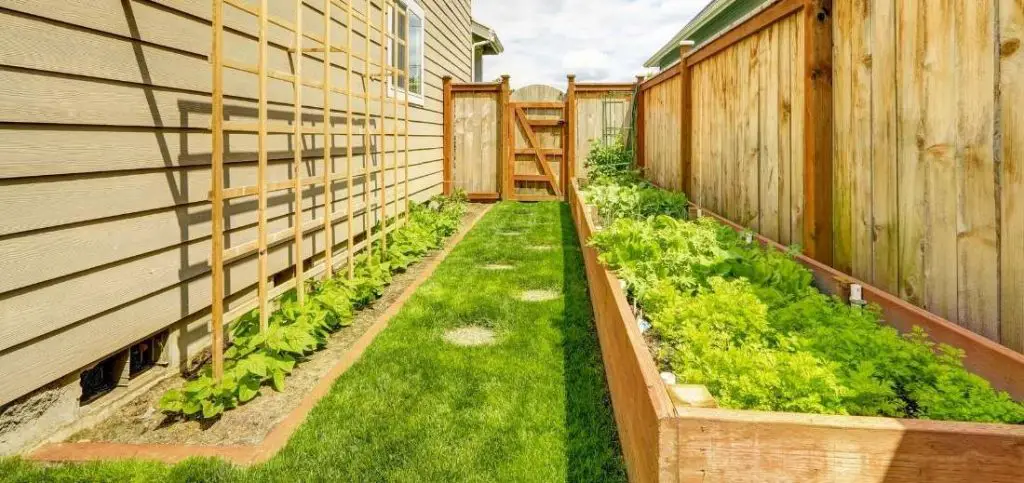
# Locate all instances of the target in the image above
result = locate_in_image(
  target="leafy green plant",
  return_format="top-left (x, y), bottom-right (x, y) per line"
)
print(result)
top-left (583, 140), bottom-right (636, 183)
top-left (159, 194), bottom-right (468, 419)
top-left (580, 150), bottom-right (1024, 424)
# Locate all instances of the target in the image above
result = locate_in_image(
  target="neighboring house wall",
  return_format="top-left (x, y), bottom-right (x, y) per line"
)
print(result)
top-left (474, 50), bottom-right (484, 82)
top-left (0, 0), bottom-right (471, 422)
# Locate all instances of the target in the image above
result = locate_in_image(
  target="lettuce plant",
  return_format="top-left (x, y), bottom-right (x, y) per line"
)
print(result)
top-left (580, 153), bottom-right (1024, 424)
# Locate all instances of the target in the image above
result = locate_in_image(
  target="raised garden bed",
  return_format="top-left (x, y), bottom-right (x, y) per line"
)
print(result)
top-left (568, 181), bottom-right (1024, 482)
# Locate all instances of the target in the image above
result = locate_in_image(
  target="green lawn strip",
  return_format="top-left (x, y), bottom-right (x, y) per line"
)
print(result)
top-left (254, 201), bottom-right (625, 482)
top-left (2, 201), bottom-right (625, 482)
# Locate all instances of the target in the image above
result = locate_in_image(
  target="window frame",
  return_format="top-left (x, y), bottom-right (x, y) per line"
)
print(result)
top-left (386, 0), bottom-right (426, 107)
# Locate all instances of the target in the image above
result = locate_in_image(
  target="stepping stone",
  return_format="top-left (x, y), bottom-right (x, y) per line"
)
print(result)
top-left (518, 290), bottom-right (559, 302)
top-left (443, 326), bottom-right (497, 347)
top-left (481, 264), bottom-right (514, 271)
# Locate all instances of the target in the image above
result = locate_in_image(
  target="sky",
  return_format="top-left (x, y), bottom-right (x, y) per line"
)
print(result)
top-left (471, 0), bottom-right (709, 88)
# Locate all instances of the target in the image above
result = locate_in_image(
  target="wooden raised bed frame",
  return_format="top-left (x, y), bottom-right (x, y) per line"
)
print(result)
top-left (568, 181), bottom-right (1024, 483)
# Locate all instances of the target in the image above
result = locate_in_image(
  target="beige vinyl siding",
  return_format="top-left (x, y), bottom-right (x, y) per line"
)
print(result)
top-left (0, 0), bottom-right (472, 405)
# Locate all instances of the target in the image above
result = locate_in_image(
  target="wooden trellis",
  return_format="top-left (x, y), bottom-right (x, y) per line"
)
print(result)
top-left (209, 0), bottom-right (410, 380)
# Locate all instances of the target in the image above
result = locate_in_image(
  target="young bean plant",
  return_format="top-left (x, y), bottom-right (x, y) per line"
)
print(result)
top-left (159, 193), bottom-right (468, 419)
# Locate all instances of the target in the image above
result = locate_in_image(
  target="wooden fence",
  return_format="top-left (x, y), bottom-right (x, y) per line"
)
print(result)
top-left (633, 0), bottom-right (1024, 355)
top-left (442, 76), bottom-right (636, 200)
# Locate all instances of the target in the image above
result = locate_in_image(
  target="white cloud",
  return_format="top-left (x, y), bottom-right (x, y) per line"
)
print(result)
top-left (472, 0), bottom-right (708, 88)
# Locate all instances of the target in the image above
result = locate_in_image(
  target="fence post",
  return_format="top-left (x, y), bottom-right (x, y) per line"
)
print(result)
top-left (679, 41), bottom-right (695, 197)
top-left (565, 74), bottom-right (577, 196)
top-left (442, 76), bottom-right (453, 196)
top-left (802, 0), bottom-right (834, 264)
top-left (500, 75), bottom-right (512, 200)
top-left (634, 75), bottom-right (646, 169)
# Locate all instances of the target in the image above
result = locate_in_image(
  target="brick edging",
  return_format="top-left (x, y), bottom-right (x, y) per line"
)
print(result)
top-left (28, 205), bottom-right (494, 466)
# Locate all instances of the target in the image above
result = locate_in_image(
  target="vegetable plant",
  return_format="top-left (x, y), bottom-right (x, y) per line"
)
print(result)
top-left (580, 147), bottom-right (1024, 424)
top-left (159, 193), bottom-right (468, 419)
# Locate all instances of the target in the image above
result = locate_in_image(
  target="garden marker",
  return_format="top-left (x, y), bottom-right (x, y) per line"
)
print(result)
top-left (850, 284), bottom-right (867, 310)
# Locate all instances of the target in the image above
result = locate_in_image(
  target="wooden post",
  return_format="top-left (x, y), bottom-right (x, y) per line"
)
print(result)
top-left (499, 74), bottom-right (512, 200)
top-left (679, 41), bottom-right (695, 196)
top-left (442, 75), bottom-right (453, 196)
top-left (634, 74), bottom-right (646, 169)
top-left (362, 0), bottom-right (372, 258)
top-left (321, 0), bottom-right (334, 277)
top-left (802, 0), bottom-right (834, 264)
top-left (403, 6), bottom-right (411, 221)
top-left (345, 0), bottom-right (355, 279)
top-left (565, 74), bottom-right (577, 194)
top-left (257, 0), bottom-right (270, 332)
top-left (389, 1), bottom-right (399, 234)
top-left (292, 0), bottom-right (305, 302)
top-left (209, 0), bottom-right (225, 381)
top-left (378, 7), bottom-right (387, 256)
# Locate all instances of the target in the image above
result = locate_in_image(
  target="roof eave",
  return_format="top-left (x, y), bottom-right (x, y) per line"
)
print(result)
top-left (642, 0), bottom-right (739, 67)
top-left (471, 19), bottom-right (504, 55)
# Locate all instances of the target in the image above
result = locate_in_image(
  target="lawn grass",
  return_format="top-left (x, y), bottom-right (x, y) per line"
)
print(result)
top-left (1, 201), bottom-right (626, 482)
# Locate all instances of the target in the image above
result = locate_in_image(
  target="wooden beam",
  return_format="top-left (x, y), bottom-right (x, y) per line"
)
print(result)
top-left (527, 119), bottom-right (564, 127)
top-left (467, 192), bottom-right (501, 201)
top-left (450, 82), bottom-right (502, 93)
top-left (679, 41), bottom-right (695, 197)
top-left (500, 75), bottom-right (513, 200)
top-left (515, 148), bottom-right (564, 156)
top-left (566, 74), bottom-right (577, 188)
top-left (517, 102), bottom-right (565, 109)
top-left (402, 2), bottom-right (411, 225)
top-left (292, 0), bottom-right (305, 303)
top-left (685, 0), bottom-right (806, 68)
top-left (362, 0), bottom-right (373, 258)
top-left (345, 0), bottom-right (355, 279)
top-left (321, 0), bottom-right (335, 278)
top-left (377, 0), bottom-right (387, 257)
top-left (802, 0), bottom-right (834, 264)
top-left (640, 63), bottom-right (682, 92)
top-left (514, 106), bottom-right (561, 196)
top-left (210, 0), bottom-right (226, 382)
top-left (257, 0), bottom-right (270, 332)
top-left (634, 75), bottom-right (646, 169)
top-left (442, 76), bottom-right (453, 196)
top-left (574, 82), bottom-right (638, 92)
top-left (514, 174), bottom-right (552, 182)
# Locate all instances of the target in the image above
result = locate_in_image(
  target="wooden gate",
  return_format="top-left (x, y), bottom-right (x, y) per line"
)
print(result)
top-left (508, 85), bottom-right (565, 200)
top-left (443, 77), bottom-right (635, 202)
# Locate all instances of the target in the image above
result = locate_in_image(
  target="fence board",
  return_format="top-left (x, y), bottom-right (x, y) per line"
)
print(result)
top-left (896, 0), bottom-right (926, 307)
top-left (956, 0), bottom-right (999, 340)
top-left (871, 0), bottom-right (898, 294)
top-left (451, 92), bottom-right (500, 194)
top-left (1002, 0), bottom-right (1024, 353)
top-left (642, 75), bottom-right (682, 191)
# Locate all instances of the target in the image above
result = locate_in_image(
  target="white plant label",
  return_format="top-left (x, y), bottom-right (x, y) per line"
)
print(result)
top-left (850, 284), bottom-right (864, 302)
top-left (637, 317), bottom-right (651, 334)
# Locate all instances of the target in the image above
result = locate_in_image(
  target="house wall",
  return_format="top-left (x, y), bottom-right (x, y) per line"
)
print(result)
top-left (0, 0), bottom-right (472, 421)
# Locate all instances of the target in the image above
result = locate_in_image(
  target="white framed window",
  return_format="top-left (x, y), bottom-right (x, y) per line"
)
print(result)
top-left (387, 0), bottom-right (425, 106)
